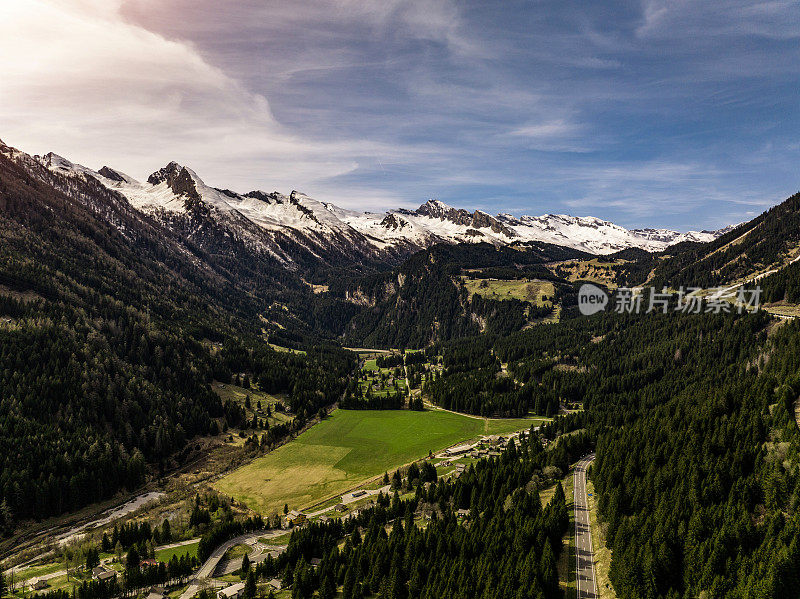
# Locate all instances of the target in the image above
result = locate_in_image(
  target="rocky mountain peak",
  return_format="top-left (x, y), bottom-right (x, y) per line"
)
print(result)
top-left (147, 162), bottom-right (183, 186)
top-left (147, 162), bottom-right (202, 203)
top-left (380, 213), bottom-right (409, 231)
top-left (98, 166), bottom-right (128, 183)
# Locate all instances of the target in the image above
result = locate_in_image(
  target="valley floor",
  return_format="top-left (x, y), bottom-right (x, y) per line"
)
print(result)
top-left (213, 408), bottom-right (544, 516)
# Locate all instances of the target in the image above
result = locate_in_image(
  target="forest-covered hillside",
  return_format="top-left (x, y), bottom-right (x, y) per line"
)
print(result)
top-left (422, 302), bottom-right (800, 598)
top-left (330, 243), bottom-right (586, 348)
top-left (650, 192), bottom-right (800, 289)
top-left (0, 144), bottom-right (359, 534)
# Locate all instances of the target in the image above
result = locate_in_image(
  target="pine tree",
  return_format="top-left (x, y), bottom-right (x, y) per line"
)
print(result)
top-left (241, 553), bottom-right (250, 578)
top-left (244, 569), bottom-right (256, 599)
top-left (161, 519), bottom-right (171, 543)
top-left (126, 547), bottom-right (140, 572)
top-left (320, 575), bottom-right (335, 599)
top-left (343, 566), bottom-right (355, 599)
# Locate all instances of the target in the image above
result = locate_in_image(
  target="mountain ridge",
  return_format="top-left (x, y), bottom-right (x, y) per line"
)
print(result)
top-left (10, 141), bottom-right (733, 259)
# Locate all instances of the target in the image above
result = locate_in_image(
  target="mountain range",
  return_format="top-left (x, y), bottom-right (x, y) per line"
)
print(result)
top-left (26, 144), bottom-right (731, 260)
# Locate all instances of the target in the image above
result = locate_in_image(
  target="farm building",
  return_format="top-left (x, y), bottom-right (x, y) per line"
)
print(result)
top-left (334, 503), bottom-right (348, 512)
top-left (31, 579), bottom-right (49, 591)
top-left (285, 509), bottom-right (307, 526)
top-left (446, 444), bottom-right (472, 456)
top-left (145, 586), bottom-right (167, 599)
top-left (217, 582), bottom-right (246, 599)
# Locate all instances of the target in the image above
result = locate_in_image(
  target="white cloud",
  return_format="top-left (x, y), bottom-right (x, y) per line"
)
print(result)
top-left (0, 0), bottom-right (401, 192)
top-left (509, 119), bottom-right (581, 139)
top-left (637, 0), bottom-right (800, 40)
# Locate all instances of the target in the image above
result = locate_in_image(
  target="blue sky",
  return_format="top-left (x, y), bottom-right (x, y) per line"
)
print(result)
top-left (2, 1), bottom-right (799, 230)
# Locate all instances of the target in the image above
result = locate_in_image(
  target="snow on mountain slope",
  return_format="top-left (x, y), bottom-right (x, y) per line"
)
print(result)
top-left (337, 200), bottom-right (725, 255)
top-left (26, 147), bottom-right (730, 258)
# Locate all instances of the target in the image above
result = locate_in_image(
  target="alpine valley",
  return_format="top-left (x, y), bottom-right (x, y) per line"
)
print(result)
top-left (6, 134), bottom-right (800, 599)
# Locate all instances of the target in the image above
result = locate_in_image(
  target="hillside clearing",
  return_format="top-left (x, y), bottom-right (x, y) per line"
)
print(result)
top-left (461, 277), bottom-right (554, 305)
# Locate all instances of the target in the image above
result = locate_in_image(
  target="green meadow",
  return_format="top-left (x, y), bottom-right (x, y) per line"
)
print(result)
top-left (154, 540), bottom-right (200, 563)
top-left (214, 408), bottom-right (544, 515)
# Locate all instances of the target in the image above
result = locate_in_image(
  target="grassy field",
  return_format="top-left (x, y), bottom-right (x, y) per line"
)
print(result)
top-left (155, 540), bottom-right (200, 563)
top-left (462, 278), bottom-right (554, 305)
top-left (225, 544), bottom-right (250, 559)
top-left (549, 259), bottom-right (622, 289)
top-left (362, 358), bottom-right (379, 371)
top-left (214, 408), bottom-right (542, 516)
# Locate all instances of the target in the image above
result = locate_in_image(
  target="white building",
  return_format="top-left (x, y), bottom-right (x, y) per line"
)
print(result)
top-left (446, 444), bottom-right (472, 457)
top-left (217, 582), bottom-right (246, 599)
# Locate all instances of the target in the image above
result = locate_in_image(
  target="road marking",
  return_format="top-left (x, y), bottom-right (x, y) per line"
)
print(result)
top-left (574, 455), bottom-right (597, 599)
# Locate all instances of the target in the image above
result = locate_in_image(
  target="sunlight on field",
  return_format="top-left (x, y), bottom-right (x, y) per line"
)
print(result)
top-left (549, 259), bottom-right (621, 289)
top-left (462, 277), bottom-right (554, 305)
top-left (155, 540), bottom-right (200, 562)
top-left (214, 409), bottom-right (542, 515)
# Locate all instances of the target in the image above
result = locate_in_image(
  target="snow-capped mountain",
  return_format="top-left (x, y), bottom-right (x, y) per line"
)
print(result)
top-left (27, 146), bottom-right (731, 259)
top-left (338, 201), bottom-right (728, 255)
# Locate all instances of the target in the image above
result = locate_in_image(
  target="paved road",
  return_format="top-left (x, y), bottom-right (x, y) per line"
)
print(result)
top-left (574, 454), bottom-right (597, 599)
top-left (178, 529), bottom-right (279, 599)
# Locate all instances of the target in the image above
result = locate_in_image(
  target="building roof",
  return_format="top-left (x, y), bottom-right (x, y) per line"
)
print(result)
top-left (218, 582), bottom-right (246, 598)
top-left (287, 510), bottom-right (305, 518)
top-left (97, 570), bottom-right (117, 581)
top-left (446, 444), bottom-right (472, 454)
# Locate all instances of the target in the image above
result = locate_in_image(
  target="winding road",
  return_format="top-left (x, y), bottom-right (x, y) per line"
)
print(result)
top-left (177, 529), bottom-right (283, 599)
top-left (573, 454), bottom-right (597, 599)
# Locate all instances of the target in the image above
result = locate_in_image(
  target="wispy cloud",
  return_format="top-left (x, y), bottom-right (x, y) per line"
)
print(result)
top-left (0, 0), bottom-right (797, 230)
